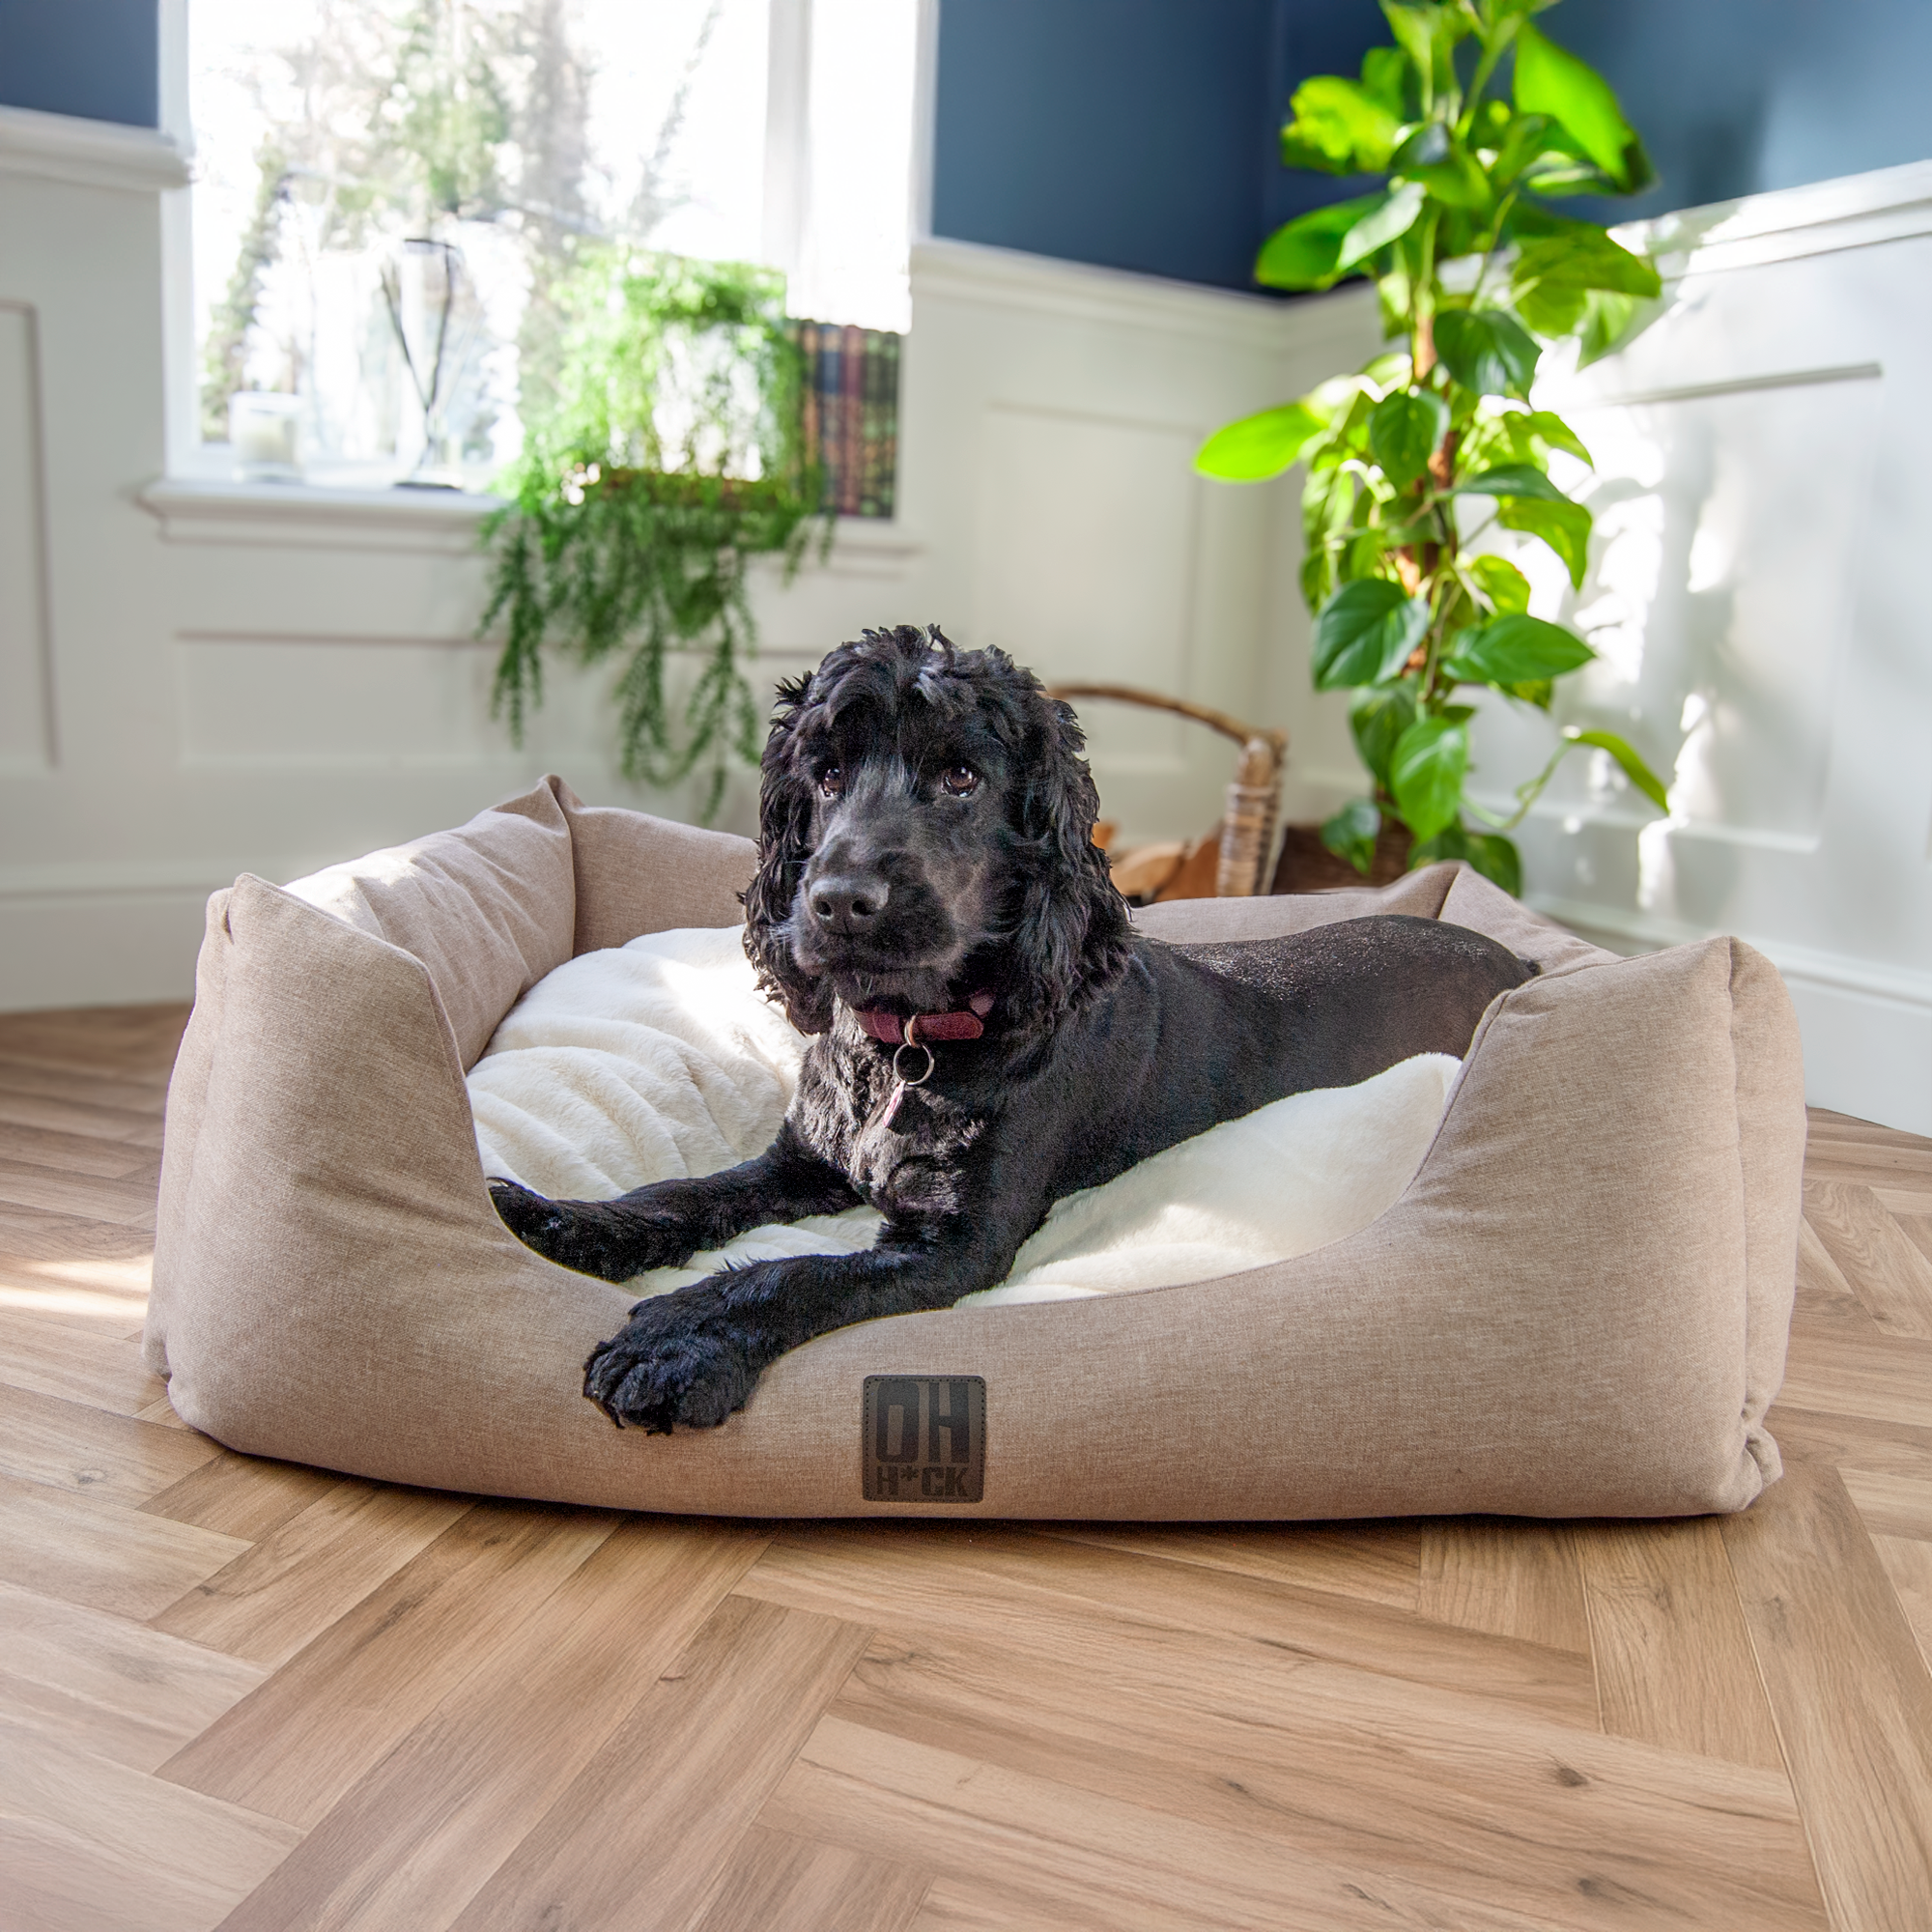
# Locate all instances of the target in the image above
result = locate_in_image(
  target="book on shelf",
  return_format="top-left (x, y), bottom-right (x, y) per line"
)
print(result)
top-left (788, 321), bottom-right (900, 520)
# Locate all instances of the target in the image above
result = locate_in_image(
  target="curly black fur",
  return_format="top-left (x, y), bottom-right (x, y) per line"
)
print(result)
top-left (490, 623), bottom-right (1536, 1432)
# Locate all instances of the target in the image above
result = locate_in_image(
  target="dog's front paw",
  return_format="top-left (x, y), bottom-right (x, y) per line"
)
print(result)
top-left (490, 1179), bottom-right (660, 1283)
top-left (582, 1299), bottom-right (756, 1433)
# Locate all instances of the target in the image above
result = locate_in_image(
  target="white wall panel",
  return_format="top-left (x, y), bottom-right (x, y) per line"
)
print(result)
top-left (0, 114), bottom-right (1926, 1130)
top-left (0, 302), bottom-right (52, 771)
top-left (974, 404), bottom-right (1202, 772)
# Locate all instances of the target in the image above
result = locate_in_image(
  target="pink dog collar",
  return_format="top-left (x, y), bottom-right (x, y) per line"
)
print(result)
top-left (852, 989), bottom-right (995, 1045)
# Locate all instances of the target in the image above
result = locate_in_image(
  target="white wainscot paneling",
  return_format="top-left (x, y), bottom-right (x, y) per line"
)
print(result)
top-left (174, 637), bottom-right (507, 767)
top-left (0, 302), bottom-right (52, 770)
top-left (1449, 170), bottom-right (1932, 1131)
top-left (974, 404), bottom-right (1202, 774)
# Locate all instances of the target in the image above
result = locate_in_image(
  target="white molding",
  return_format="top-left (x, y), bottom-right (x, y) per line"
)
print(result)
top-left (911, 236), bottom-right (1372, 355)
top-left (139, 478), bottom-right (500, 554)
top-left (1618, 156), bottom-right (1932, 278)
top-left (0, 104), bottom-right (191, 193)
top-left (140, 476), bottom-right (923, 572)
top-left (1530, 891), bottom-right (1932, 1010)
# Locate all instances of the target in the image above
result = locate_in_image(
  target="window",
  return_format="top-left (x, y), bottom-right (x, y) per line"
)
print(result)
top-left (185, 0), bottom-right (919, 496)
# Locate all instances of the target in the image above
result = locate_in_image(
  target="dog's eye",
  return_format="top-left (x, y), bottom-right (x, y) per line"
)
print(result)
top-left (817, 765), bottom-right (844, 800)
top-left (940, 765), bottom-right (980, 797)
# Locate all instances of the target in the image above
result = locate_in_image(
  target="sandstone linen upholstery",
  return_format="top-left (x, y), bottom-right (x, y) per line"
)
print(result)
top-left (144, 776), bottom-right (1806, 1520)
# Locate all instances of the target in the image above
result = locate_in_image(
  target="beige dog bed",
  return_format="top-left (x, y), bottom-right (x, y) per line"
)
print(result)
top-left (145, 777), bottom-right (1804, 1519)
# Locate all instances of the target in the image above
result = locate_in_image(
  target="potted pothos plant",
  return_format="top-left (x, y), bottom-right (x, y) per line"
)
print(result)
top-left (482, 250), bottom-right (825, 819)
top-left (1197, 0), bottom-right (1669, 895)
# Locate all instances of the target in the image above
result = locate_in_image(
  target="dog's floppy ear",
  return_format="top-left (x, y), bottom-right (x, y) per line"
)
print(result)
top-left (742, 674), bottom-right (835, 1035)
top-left (1011, 689), bottom-right (1132, 1019)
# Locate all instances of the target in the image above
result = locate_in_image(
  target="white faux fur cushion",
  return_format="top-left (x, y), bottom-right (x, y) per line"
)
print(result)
top-left (468, 927), bottom-right (1456, 1307)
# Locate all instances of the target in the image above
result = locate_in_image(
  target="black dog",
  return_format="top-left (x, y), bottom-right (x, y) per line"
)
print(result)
top-left (491, 625), bottom-right (1535, 1431)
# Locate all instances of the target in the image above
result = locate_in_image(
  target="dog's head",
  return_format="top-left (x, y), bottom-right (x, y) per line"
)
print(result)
top-left (743, 624), bottom-right (1131, 1036)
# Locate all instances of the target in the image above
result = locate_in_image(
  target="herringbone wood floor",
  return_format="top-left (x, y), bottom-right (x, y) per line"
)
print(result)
top-left (3, 1004), bottom-right (1930, 1931)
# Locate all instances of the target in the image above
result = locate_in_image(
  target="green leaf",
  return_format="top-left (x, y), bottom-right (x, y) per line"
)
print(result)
top-left (1312, 579), bottom-right (1432, 690)
top-left (1513, 229), bottom-right (1661, 298)
top-left (1451, 463), bottom-right (1568, 501)
top-left (1433, 308), bottom-right (1542, 396)
top-left (1389, 716), bottom-right (1469, 842)
top-left (1337, 181), bottom-right (1428, 273)
top-left (1256, 193), bottom-right (1388, 291)
top-left (1513, 22), bottom-right (1655, 194)
top-left (1496, 496), bottom-right (1592, 586)
top-left (1444, 612), bottom-right (1595, 684)
top-left (1467, 553), bottom-right (1531, 613)
top-left (1195, 402), bottom-right (1325, 482)
top-left (1577, 288), bottom-right (1639, 367)
top-left (1514, 277), bottom-right (1590, 337)
top-left (1511, 409), bottom-right (1592, 466)
top-left (1380, 0), bottom-right (1469, 105)
top-left (1565, 727), bottom-right (1669, 810)
top-left (1350, 680), bottom-right (1419, 787)
top-left (1367, 388), bottom-right (1450, 490)
top-left (1321, 798), bottom-right (1383, 875)
top-left (1410, 823), bottom-right (1522, 895)
top-left (1280, 74), bottom-right (1403, 174)
top-left (1388, 122), bottom-right (1492, 212)
top-left (1359, 44), bottom-right (1409, 116)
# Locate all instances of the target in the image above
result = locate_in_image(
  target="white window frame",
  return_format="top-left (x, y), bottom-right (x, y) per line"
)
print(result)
top-left (155, 0), bottom-right (938, 499)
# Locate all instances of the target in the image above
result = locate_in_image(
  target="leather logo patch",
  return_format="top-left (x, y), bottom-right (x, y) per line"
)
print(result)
top-left (863, 1376), bottom-right (985, 1502)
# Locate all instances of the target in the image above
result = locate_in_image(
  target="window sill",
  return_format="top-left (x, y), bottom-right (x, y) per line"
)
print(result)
top-left (140, 478), bottom-right (504, 554)
top-left (140, 477), bottom-right (925, 573)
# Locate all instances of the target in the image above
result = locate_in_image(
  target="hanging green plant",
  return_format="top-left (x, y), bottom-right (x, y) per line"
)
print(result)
top-left (480, 249), bottom-right (826, 818)
top-left (1196, 0), bottom-right (1670, 896)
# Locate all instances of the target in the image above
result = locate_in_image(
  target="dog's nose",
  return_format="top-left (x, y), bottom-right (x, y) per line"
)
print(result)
top-left (809, 875), bottom-right (889, 932)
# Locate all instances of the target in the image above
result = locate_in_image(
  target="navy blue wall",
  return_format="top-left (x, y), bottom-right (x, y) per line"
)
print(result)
top-left (0, 0), bottom-right (157, 128)
top-left (933, 0), bottom-right (1932, 291)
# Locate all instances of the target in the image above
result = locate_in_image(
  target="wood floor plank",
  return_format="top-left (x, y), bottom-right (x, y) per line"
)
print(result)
top-left (1776, 1326), bottom-right (1932, 1431)
top-left (0, 1468), bottom-right (248, 1620)
top-left (1837, 1464), bottom-right (1932, 1541)
top-left (1895, 1210), bottom-right (1932, 1267)
top-left (0, 1001), bottom-right (188, 1078)
top-left (1768, 1404), bottom-right (1932, 1483)
top-left (0, 1579), bottom-right (265, 1773)
top-left (0, 1118), bottom-right (160, 1179)
top-left (1804, 1178), bottom-right (1932, 1339)
top-left (742, 1523), bottom-right (1596, 1723)
top-left (0, 1380), bottom-right (217, 1507)
top-left (0, 1303), bottom-right (168, 1416)
top-left (1030, 1520), bottom-right (1422, 1611)
top-left (160, 1501), bottom-right (614, 1828)
top-left (0, 1713), bottom-right (298, 1932)
top-left (0, 1055), bottom-right (171, 1116)
top-left (213, 1519), bottom-right (767, 1932)
top-left (1574, 1518), bottom-right (1784, 1768)
top-left (810, 1611), bottom-right (1821, 1932)
top-left (0, 1156), bottom-right (158, 1230)
top-left (1419, 1520), bottom-right (1590, 1654)
top-left (772, 1710), bottom-right (1801, 1932)
top-left (446, 1595), bottom-right (873, 1932)
top-left (1869, 1533), bottom-right (1932, 1677)
top-left (1790, 1217), bottom-right (1881, 1339)
top-left (148, 1478), bottom-right (472, 1666)
top-left (0, 1083), bottom-right (166, 1147)
top-left (1723, 1458), bottom-right (1932, 1932)
top-left (688, 1826), bottom-right (931, 1932)
top-left (139, 1446), bottom-right (346, 1543)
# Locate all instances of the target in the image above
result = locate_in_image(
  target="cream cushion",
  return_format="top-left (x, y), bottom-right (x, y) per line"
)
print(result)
top-left (144, 776), bottom-right (1806, 1520)
top-left (464, 923), bottom-right (1462, 1305)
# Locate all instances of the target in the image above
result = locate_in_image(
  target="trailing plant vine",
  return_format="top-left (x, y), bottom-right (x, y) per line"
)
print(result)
top-left (480, 249), bottom-right (826, 818)
top-left (1197, 0), bottom-right (1669, 895)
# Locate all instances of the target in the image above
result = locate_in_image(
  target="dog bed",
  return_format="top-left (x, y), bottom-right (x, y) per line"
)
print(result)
top-left (465, 923), bottom-right (1463, 1306)
top-left (145, 776), bottom-right (1805, 1520)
